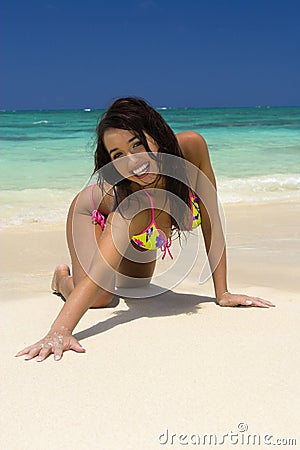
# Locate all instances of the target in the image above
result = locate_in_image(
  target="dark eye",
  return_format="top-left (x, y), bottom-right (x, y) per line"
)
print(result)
top-left (113, 152), bottom-right (122, 159)
top-left (133, 141), bottom-right (142, 148)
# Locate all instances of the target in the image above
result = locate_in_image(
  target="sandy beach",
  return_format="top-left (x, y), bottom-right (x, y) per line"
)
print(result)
top-left (1, 200), bottom-right (299, 449)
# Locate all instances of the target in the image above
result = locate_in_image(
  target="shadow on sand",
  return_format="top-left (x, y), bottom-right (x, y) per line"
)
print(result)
top-left (72, 283), bottom-right (217, 342)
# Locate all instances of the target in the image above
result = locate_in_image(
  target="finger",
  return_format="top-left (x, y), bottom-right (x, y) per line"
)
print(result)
top-left (251, 299), bottom-right (274, 308)
top-left (15, 346), bottom-right (32, 357)
top-left (238, 296), bottom-right (270, 308)
top-left (70, 340), bottom-right (86, 353)
top-left (253, 297), bottom-right (276, 306)
top-left (24, 346), bottom-right (43, 360)
top-left (241, 296), bottom-right (271, 308)
top-left (52, 341), bottom-right (64, 361)
top-left (36, 346), bottom-right (53, 362)
top-left (54, 348), bottom-right (63, 361)
top-left (251, 301), bottom-right (270, 308)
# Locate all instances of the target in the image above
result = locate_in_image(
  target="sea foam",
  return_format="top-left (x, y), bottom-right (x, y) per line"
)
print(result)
top-left (218, 174), bottom-right (300, 203)
top-left (0, 175), bottom-right (299, 229)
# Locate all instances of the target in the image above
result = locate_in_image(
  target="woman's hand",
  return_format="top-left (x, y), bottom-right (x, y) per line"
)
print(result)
top-left (217, 291), bottom-right (276, 308)
top-left (15, 326), bottom-right (86, 362)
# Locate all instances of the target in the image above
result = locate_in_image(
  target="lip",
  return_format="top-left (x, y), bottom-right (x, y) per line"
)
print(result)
top-left (130, 161), bottom-right (150, 177)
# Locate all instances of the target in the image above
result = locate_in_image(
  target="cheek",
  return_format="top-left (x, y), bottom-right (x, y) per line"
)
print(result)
top-left (149, 159), bottom-right (160, 172)
top-left (147, 141), bottom-right (158, 154)
top-left (112, 158), bottom-right (128, 174)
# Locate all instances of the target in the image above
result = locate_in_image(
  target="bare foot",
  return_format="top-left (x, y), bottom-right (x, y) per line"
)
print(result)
top-left (51, 264), bottom-right (71, 293)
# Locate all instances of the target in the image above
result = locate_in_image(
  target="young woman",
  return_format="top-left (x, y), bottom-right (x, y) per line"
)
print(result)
top-left (16, 97), bottom-right (275, 362)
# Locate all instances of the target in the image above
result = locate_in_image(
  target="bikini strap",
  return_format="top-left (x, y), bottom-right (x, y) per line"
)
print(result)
top-left (141, 188), bottom-right (155, 222)
top-left (90, 183), bottom-right (97, 209)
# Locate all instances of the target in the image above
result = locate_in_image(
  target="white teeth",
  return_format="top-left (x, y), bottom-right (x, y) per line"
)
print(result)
top-left (132, 162), bottom-right (149, 176)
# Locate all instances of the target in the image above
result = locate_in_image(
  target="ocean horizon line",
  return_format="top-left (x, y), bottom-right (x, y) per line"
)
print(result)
top-left (1, 104), bottom-right (300, 113)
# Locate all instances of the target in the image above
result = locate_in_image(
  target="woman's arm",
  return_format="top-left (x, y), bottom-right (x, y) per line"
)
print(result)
top-left (50, 211), bottom-right (127, 331)
top-left (179, 131), bottom-right (275, 308)
top-left (16, 210), bottom-right (130, 361)
top-left (184, 132), bottom-right (228, 300)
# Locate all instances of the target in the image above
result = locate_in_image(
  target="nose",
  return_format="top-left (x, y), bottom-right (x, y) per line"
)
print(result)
top-left (126, 152), bottom-right (145, 170)
top-left (128, 144), bottom-right (142, 155)
top-left (113, 152), bottom-right (145, 175)
top-left (127, 145), bottom-right (144, 161)
top-left (127, 148), bottom-right (150, 176)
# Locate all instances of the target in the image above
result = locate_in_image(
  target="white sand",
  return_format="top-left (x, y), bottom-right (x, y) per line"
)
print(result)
top-left (1, 200), bottom-right (299, 449)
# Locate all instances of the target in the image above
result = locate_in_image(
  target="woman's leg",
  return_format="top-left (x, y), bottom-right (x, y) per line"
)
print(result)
top-left (116, 242), bottom-right (157, 288)
top-left (51, 251), bottom-right (157, 300)
top-left (51, 187), bottom-right (158, 306)
top-left (51, 264), bottom-right (73, 298)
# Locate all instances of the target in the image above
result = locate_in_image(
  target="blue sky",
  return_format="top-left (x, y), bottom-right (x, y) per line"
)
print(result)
top-left (2, 0), bottom-right (299, 109)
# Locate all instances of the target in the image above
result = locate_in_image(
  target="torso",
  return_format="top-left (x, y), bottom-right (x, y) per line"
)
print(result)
top-left (90, 131), bottom-right (202, 247)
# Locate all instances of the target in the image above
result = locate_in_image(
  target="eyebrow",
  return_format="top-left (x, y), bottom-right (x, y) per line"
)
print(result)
top-left (108, 136), bottom-right (138, 155)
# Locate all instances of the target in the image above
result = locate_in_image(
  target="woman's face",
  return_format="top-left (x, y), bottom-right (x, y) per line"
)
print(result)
top-left (103, 128), bottom-right (161, 188)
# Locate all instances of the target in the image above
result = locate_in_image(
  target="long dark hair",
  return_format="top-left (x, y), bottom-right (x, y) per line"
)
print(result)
top-left (92, 97), bottom-right (192, 235)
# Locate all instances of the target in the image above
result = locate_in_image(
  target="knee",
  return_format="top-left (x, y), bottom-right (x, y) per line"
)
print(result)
top-left (90, 291), bottom-right (115, 309)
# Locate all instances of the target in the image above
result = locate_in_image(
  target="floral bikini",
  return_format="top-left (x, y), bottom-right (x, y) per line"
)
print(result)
top-left (90, 184), bottom-right (201, 260)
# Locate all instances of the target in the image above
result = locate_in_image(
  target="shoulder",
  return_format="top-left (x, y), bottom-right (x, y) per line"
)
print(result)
top-left (70, 182), bottom-right (115, 215)
top-left (176, 131), bottom-right (209, 167)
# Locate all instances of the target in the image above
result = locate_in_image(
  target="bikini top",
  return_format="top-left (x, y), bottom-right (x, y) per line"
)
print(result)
top-left (90, 184), bottom-right (201, 260)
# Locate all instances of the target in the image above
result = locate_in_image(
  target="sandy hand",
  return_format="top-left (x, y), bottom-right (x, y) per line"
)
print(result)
top-left (217, 292), bottom-right (276, 308)
top-left (15, 326), bottom-right (85, 362)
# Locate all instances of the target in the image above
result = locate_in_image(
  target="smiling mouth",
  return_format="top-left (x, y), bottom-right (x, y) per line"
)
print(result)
top-left (130, 161), bottom-right (150, 177)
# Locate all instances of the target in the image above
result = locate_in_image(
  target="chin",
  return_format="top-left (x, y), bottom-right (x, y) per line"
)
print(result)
top-left (126, 174), bottom-right (157, 187)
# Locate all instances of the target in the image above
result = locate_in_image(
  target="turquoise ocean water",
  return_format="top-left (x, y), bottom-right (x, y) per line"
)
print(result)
top-left (0, 107), bottom-right (299, 228)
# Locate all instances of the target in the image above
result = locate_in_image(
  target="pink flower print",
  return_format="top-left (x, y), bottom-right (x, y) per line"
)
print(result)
top-left (134, 238), bottom-right (145, 247)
